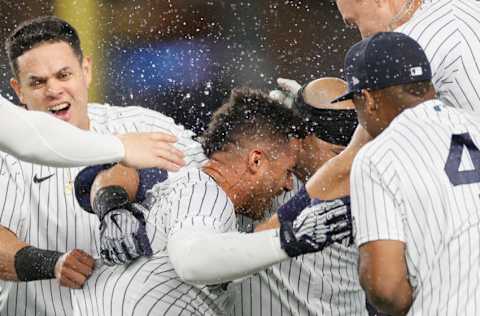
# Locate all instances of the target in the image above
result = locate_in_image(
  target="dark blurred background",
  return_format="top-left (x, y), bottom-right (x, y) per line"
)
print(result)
top-left (0, 0), bottom-right (360, 134)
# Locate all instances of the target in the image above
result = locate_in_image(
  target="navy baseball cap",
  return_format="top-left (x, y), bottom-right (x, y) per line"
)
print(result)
top-left (332, 32), bottom-right (432, 103)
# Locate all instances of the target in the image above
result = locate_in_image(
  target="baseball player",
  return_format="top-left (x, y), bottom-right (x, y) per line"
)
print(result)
top-left (336, 0), bottom-right (480, 113)
top-left (232, 78), bottom-right (370, 316)
top-left (342, 32), bottom-right (480, 315)
top-left (70, 88), bottom-right (352, 316)
top-left (0, 94), bottom-right (185, 169)
top-left (87, 77), bottom-right (369, 315)
top-left (0, 16), bottom-right (206, 316)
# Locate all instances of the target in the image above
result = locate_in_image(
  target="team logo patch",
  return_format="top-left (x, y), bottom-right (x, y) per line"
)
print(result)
top-left (410, 66), bottom-right (423, 77)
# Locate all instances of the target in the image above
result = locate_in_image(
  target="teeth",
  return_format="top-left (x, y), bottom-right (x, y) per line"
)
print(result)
top-left (48, 103), bottom-right (69, 112)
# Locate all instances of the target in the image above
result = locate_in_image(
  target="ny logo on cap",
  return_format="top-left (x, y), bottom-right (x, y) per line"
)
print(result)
top-left (410, 66), bottom-right (423, 77)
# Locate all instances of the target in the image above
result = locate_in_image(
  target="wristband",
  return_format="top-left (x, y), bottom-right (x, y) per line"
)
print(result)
top-left (276, 186), bottom-right (311, 222)
top-left (92, 185), bottom-right (130, 220)
top-left (15, 246), bottom-right (63, 281)
top-left (74, 163), bottom-right (116, 213)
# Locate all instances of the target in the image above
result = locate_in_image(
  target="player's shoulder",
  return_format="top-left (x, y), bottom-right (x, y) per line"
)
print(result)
top-left (87, 102), bottom-right (171, 123)
top-left (354, 121), bottom-right (404, 174)
top-left (399, 99), bottom-right (479, 132)
top-left (87, 102), bottom-right (199, 139)
top-left (356, 100), bottom-right (473, 168)
top-left (396, 0), bottom-right (456, 40)
top-left (171, 167), bottom-right (214, 185)
top-left (151, 167), bottom-right (223, 198)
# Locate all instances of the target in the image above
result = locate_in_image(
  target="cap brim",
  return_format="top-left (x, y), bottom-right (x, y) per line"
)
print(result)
top-left (331, 91), bottom-right (355, 104)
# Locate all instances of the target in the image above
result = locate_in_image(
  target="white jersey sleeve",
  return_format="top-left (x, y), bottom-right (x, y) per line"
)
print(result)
top-left (350, 143), bottom-right (406, 246)
top-left (0, 96), bottom-right (125, 167)
top-left (169, 228), bottom-right (288, 285)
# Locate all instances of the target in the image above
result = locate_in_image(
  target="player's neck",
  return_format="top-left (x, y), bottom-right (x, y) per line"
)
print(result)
top-left (202, 158), bottom-right (248, 210)
top-left (388, 0), bottom-right (422, 31)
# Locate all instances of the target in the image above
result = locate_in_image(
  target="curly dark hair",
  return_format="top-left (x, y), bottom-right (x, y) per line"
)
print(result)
top-left (5, 16), bottom-right (83, 77)
top-left (202, 87), bottom-right (306, 158)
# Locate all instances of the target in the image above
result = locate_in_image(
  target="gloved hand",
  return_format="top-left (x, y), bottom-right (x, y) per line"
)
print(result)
top-left (93, 186), bottom-right (153, 265)
top-left (279, 197), bottom-right (352, 257)
top-left (269, 78), bottom-right (302, 107)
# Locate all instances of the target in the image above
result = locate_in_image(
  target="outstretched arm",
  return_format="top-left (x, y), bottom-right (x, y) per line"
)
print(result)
top-left (256, 125), bottom-right (371, 232)
top-left (169, 228), bottom-right (288, 284)
top-left (0, 95), bottom-right (184, 169)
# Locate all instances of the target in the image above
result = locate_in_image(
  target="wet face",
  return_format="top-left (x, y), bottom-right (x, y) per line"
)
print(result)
top-left (336, 0), bottom-right (393, 38)
top-left (295, 136), bottom-right (344, 181)
top-left (245, 141), bottom-right (299, 220)
top-left (11, 41), bottom-right (92, 130)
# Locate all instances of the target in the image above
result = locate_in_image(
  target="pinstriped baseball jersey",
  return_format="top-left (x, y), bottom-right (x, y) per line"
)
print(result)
top-left (396, 0), bottom-right (480, 113)
top-left (71, 168), bottom-right (237, 316)
top-left (0, 104), bottom-right (206, 316)
top-left (232, 176), bottom-right (366, 316)
top-left (351, 100), bottom-right (480, 315)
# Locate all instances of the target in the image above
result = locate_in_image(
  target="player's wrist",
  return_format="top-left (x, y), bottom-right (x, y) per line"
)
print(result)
top-left (14, 246), bottom-right (63, 281)
top-left (93, 185), bottom-right (130, 221)
top-left (74, 163), bottom-right (118, 213)
top-left (277, 186), bottom-right (311, 223)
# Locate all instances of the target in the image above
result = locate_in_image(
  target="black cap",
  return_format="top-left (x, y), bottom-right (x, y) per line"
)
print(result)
top-left (332, 32), bottom-right (432, 103)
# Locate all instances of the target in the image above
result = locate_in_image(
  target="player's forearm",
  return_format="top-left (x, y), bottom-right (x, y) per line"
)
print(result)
top-left (0, 226), bottom-right (29, 281)
top-left (90, 164), bottom-right (140, 206)
top-left (359, 241), bottom-right (413, 316)
top-left (0, 97), bottom-right (125, 167)
top-left (364, 280), bottom-right (413, 316)
top-left (168, 228), bottom-right (288, 285)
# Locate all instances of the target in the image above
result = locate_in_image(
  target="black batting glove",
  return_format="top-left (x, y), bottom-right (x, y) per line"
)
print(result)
top-left (279, 197), bottom-right (352, 257)
top-left (93, 186), bottom-right (153, 266)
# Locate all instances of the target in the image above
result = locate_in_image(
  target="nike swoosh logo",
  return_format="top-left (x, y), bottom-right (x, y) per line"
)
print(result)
top-left (110, 214), bottom-right (123, 231)
top-left (33, 173), bottom-right (55, 184)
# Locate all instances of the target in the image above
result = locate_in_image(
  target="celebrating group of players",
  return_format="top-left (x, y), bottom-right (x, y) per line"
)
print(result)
top-left (0, 0), bottom-right (480, 315)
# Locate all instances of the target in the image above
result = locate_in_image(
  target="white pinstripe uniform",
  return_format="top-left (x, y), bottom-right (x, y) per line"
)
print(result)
top-left (71, 168), bottom-right (237, 316)
top-left (232, 176), bottom-right (366, 316)
top-left (351, 100), bottom-right (480, 315)
top-left (0, 103), bottom-right (206, 316)
top-left (0, 95), bottom-right (125, 167)
top-left (396, 0), bottom-right (480, 113)
top-left (230, 2), bottom-right (480, 314)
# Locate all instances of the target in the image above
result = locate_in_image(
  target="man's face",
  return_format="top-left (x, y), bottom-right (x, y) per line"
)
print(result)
top-left (11, 41), bottom-right (92, 130)
top-left (246, 141), bottom-right (299, 220)
top-left (353, 92), bottom-right (384, 137)
top-left (295, 136), bottom-right (344, 181)
top-left (336, 0), bottom-right (393, 38)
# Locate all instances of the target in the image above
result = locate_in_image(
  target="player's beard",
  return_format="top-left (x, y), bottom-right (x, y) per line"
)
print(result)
top-left (238, 192), bottom-right (274, 221)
